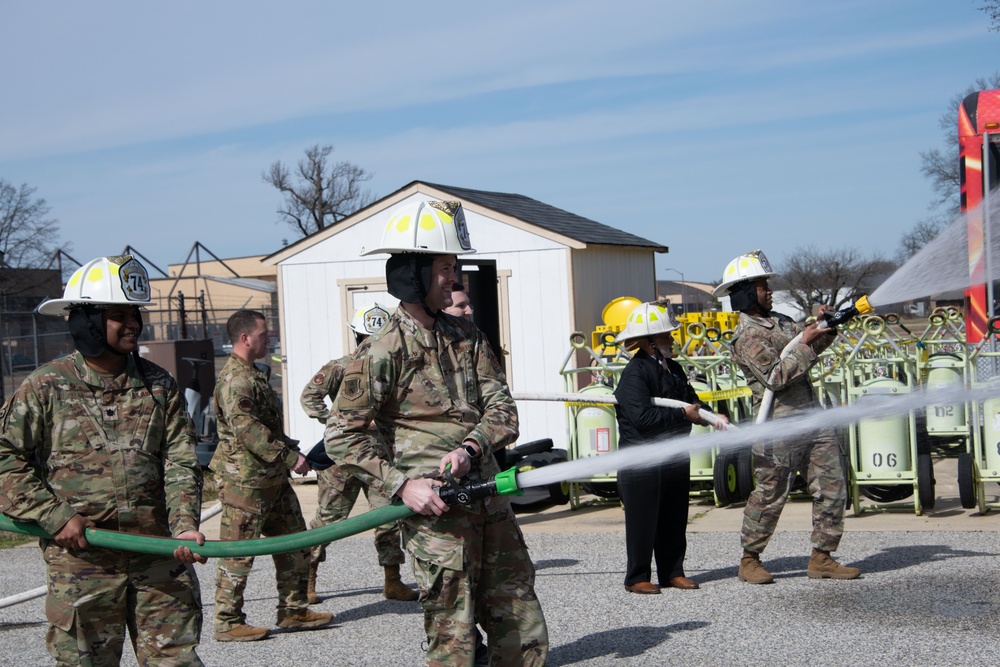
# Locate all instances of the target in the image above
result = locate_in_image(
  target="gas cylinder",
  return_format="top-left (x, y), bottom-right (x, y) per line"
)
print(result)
top-left (574, 383), bottom-right (618, 461)
top-left (856, 377), bottom-right (911, 480)
top-left (688, 379), bottom-right (713, 476)
top-left (981, 396), bottom-right (1000, 475)
top-left (924, 353), bottom-right (966, 435)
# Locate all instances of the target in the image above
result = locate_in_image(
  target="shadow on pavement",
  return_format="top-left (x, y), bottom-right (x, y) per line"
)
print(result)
top-left (546, 622), bottom-right (710, 666)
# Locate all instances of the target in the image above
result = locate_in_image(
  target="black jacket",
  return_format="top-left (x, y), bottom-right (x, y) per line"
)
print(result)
top-left (613, 350), bottom-right (700, 447)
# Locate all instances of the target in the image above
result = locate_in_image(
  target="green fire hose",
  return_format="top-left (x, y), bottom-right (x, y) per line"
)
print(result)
top-left (0, 467), bottom-right (522, 559)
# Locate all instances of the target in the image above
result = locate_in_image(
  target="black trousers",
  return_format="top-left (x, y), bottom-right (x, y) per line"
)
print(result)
top-left (617, 457), bottom-right (691, 586)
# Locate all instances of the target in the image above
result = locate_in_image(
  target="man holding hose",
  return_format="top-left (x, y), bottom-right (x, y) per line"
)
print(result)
top-left (0, 255), bottom-right (207, 666)
top-left (325, 200), bottom-right (547, 666)
top-left (714, 249), bottom-right (860, 584)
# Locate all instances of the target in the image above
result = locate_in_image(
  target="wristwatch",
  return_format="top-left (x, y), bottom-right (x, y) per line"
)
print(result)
top-left (462, 444), bottom-right (480, 461)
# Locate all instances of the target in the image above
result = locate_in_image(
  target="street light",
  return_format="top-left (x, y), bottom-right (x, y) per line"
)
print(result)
top-left (662, 268), bottom-right (687, 314)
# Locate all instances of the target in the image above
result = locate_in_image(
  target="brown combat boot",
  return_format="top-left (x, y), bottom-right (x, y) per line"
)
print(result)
top-left (738, 550), bottom-right (775, 584)
top-left (214, 624), bottom-right (270, 642)
top-left (383, 564), bottom-right (418, 601)
top-left (807, 548), bottom-right (861, 580)
top-left (277, 608), bottom-right (334, 630)
top-left (307, 561), bottom-right (320, 604)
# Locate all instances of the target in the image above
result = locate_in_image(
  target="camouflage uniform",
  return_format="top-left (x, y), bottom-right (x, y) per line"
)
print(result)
top-left (731, 312), bottom-right (846, 554)
top-left (326, 308), bottom-right (548, 667)
top-left (210, 354), bottom-right (310, 632)
top-left (0, 352), bottom-right (203, 667)
top-left (300, 356), bottom-right (403, 567)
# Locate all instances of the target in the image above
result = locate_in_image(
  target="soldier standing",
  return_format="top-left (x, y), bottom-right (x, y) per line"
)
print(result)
top-left (0, 255), bottom-right (206, 666)
top-left (713, 250), bottom-right (861, 584)
top-left (300, 302), bottom-right (417, 603)
top-left (211, 309), bottom-right (333, 641)
top-left (326, 200), bottom-right (548, 667)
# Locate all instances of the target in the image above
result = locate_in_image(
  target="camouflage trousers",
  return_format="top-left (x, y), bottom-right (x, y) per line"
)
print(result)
top-left (309, 464), bottom-right (404, 567)
top-left (742, 428), bottom-right (847, 554)
top-left (214, 481), bottom-right (310, 631)
top-left (402, 499), bottom-right (548, 667)
top-left (42, 540), bottom-right (203, 667)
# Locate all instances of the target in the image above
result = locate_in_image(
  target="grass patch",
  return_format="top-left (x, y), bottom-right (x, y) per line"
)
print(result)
top-left (0, 529), bottom-right (33, 549)
top-left (202, 468), bottom-right (219, 504)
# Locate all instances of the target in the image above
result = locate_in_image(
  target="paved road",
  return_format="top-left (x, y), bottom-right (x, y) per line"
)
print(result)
top-left (1, 457), bottom-right (998, 666)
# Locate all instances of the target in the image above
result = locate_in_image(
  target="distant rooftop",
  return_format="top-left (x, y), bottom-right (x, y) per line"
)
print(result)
top-left (424, 182), bottom-right (668, 252)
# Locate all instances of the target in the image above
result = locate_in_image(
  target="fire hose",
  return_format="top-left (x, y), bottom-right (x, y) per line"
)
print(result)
top-left (0, 469), bottom-right (523, 610)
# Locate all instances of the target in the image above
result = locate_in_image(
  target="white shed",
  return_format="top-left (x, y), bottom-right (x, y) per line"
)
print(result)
top-left (264, 181), bottom-right (668, 450)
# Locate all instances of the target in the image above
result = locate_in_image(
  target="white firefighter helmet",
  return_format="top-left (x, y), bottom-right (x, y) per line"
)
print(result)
top-left (711, 249), bottom-right (777, 297)
top-left (361, 200), bottom-right (476, 256)
top-left (350, 303), bottom-right (390, 336)
top-left (615, 302), bottom-right (680, 343)
top-left (37, 254), bottom-right (156, 316)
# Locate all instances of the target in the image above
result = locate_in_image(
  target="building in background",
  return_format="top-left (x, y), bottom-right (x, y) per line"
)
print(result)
top-left (266, 181), bottom-right (669, 449)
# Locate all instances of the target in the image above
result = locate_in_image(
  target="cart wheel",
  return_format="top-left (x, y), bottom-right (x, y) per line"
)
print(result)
top-left (713, 452), bottom-right (739, 506)
top-left (548, 480), bottom-right (571, 505)
top-left (917, 454), bottom-right (936, 511)
top-left (860, 484), bottom-right (912, 503)
top-left (957, 452), bottom-right (977, 509)
top-left (736, 449), bottom-right (754, 500)
top-left (582, 481), bottom-right (620, 499)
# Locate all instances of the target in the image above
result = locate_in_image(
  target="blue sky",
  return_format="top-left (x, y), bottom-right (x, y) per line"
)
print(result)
top-left (1, 0), bottom-right (997, 283)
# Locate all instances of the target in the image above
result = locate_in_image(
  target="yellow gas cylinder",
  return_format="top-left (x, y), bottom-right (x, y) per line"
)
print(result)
top-left (856, 377), bottom-right (911, 480)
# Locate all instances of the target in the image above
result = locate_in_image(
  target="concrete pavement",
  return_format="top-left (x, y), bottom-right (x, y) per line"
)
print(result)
top-left (3, 454), bottom-right (999, 666)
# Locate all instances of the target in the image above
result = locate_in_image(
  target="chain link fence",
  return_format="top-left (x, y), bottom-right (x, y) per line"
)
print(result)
top-left (0, 305), bottom-right (280, 403)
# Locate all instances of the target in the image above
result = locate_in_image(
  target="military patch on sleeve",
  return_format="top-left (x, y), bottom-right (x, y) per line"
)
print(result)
top-left (337, 357), bottom-right (370, 410)
top-left (748, 341), bottom-right (776, 369)
top-left (238, 397), bottom-right (254, 413)
top-left (312, 372), bottom-right (325, 386)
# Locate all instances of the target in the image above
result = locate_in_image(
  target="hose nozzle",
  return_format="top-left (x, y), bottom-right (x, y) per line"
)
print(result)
top-left (824, 295), bottom-right (873, 328)
top-left (438, 466), bottom-right (523, 506)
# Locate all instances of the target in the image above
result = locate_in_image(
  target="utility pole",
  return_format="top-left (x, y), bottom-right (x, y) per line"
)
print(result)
top-left (663, 268), bottom-right (687, 314)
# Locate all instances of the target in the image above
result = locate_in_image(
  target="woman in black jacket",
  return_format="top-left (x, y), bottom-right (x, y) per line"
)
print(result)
top-left (613, 302), bottom-right (725, 594)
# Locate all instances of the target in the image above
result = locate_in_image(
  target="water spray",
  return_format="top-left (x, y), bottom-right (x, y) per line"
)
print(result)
top-left (516, 381), bottom-right (1000, 490)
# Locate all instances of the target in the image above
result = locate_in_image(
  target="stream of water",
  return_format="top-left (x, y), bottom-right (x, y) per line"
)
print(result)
top-left (870, 188), bottom-right (1000, 307)
top-left (517, 374), bottom-right (999, 488)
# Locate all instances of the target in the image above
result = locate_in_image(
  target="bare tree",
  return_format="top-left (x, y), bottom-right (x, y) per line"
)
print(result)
top-left (263, 144), bottom-right (376, 238)
top-left (900, 72), bottom-right (1000, 260)
top-left (981, 0), bottom-right (1000, 31)
top-left (774, 246), bottom-right (893, 316)
top-left (0, 179), bottom-right (63, 270)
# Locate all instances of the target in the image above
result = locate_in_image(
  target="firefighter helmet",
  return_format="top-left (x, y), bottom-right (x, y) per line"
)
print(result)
top-left (37, 254), bottom-right (156, 316)
top-left (616, 302), bottom-right (680, 343)
top-left (350, 303), bottom-right (390, 336)
top-left (711, 249), bottom-right (777, 297)
top-left (362, 200), bottom-right (475, 256)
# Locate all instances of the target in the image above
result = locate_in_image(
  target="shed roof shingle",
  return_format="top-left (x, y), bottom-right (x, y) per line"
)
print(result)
top-left (424, 182), bottom-right (667, 251)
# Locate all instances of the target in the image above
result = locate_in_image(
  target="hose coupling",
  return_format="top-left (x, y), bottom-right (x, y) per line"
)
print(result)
top-left (437, 466), bottom-right (523, 506)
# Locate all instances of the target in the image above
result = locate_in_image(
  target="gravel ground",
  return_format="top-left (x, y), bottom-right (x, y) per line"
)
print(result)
top-left (1, 528), bottom-right (997, 666)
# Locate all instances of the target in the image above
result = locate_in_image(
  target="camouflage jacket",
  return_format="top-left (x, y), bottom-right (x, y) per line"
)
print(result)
top-left (300, 356), bottom-right (350, 424)
top-left (730, 311), bottom-right (834, 417)
top-left (0, 352), bottom-right (201, 538)
top-left (210, 354), bottom-right (299, 488)
top-left (325, 308), bottom-right (518, 499)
